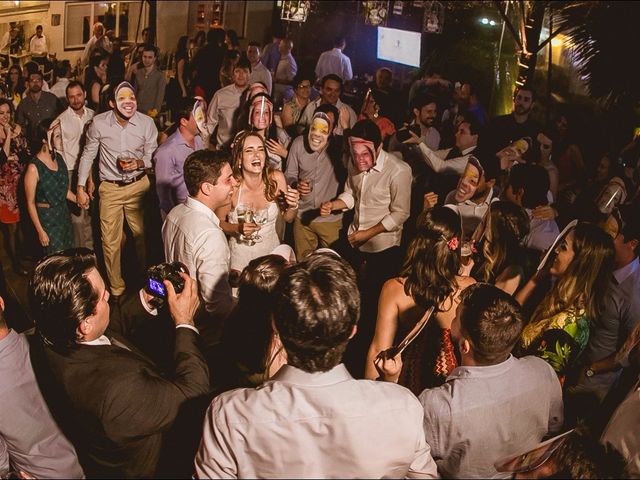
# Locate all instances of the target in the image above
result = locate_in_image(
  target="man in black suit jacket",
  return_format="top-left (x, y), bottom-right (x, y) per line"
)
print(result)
top-left (28, 248), bottom-right (210, 478)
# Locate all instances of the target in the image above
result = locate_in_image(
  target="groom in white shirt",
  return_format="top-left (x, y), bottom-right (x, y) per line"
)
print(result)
top-left (162, 149), bottom-right (239, 346)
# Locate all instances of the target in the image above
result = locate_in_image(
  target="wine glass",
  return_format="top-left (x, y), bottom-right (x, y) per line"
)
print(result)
top-left (236, 203), bottom-right (254, 245)
top-left (251, 208), bottom-right (269, 243)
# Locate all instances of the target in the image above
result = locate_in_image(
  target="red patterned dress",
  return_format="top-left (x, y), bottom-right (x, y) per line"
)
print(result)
top-left (0, 129), bottom-right (30, 224)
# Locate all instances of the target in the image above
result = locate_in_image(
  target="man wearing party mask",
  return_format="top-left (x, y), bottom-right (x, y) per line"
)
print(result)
top-left (321, 119), bottom-right (411, 300)
top-left (77, 81), bottom-right (158, 298)
top-left (154, 98), bottom-right (205, 219)
top-left (444, 155), bottom-right (499, 239)
top-left (285, 104), bottom-right (345, 259)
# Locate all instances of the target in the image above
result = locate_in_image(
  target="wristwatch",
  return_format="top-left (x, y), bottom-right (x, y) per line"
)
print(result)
top-left (585, 367), bottom-right (596, 377)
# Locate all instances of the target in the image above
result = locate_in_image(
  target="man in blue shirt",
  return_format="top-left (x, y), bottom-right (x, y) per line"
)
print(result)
top-left (154, 98), bottom-right (205, 219)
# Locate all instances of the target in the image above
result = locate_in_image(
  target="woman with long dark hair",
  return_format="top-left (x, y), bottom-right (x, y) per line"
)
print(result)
top-left (5, 65), bottom-right (25, 108)
top-left (219, 254), bottom-right (289, 390)
top-left (84, 53), bottom-right (108, 111)
top-left (0, 98), bottom-right (29, 274)
top-left (516, 222), bottom-right (614, 384)
top-left (365, 206), bottom-right (476, 394)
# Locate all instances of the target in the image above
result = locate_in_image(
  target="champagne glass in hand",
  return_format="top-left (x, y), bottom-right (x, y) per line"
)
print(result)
top-left (252, 208), bottom-right (269, 243)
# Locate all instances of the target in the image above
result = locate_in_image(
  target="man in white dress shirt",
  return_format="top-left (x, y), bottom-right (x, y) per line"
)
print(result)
top-left (162, 149), bottom-right (238, 346)
top-left (315, 36), bottom-right (353, 82)
top-left (28, 25), bottom-right (48, 59)
top-left (195, 252), bottom-right (439, 479)
top-left (321, 119), bottom-right (411, 299)
top-left (55, 81), bottom-right (95, 249)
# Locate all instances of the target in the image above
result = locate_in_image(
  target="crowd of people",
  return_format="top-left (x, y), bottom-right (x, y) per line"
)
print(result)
top-left (0, 20), bottom-right (639, 479)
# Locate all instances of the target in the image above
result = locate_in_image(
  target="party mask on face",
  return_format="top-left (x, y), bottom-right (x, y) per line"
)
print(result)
top-left (455, 156), bottom-right (484, 203)
top-left (308, 112), bottom-right (331, 152)
top-left (114, 81), bottom-right (137, 119)
top-left (192, 96), bottom-right (207, 135)
top-left (596, 176), bottom-right (627, 214)
top-left (349, 136), bottom-right (377, 172)
top-left (249, 93), bottom-right (273, 130)
top-left (47, 119), bottom-right (63, 153)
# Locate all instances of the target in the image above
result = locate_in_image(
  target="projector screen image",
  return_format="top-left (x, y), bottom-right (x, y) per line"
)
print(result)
top-left (377, 26), bottom-right (421, 67)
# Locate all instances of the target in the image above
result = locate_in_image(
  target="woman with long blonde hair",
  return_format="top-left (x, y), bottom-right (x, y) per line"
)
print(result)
top-left (516, 222), bottom-right (614, 383)
top-left (215, 131), bottom-right (299, 274)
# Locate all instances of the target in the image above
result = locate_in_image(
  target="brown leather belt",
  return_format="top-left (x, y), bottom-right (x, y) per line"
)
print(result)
top-left (102, 171), bottom-right (147, 187)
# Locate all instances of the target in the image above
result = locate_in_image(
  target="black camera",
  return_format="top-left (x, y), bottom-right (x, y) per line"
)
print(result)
top-left (145, 262), bottom-right (189, 299)
top-left (396, 123), bottom-right (422, 143)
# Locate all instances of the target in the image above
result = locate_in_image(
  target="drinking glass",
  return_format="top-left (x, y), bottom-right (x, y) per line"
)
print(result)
top-left (251, 208), bottom-right (269, 243)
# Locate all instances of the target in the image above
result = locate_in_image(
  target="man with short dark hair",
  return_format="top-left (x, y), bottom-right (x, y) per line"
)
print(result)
top-left (154, 98), bottom-right (205, 218)
top-left (480, 85), bottom-right (541, 162)
top-left (15, 70), bottom-right (59, 146)
top-left (379, 282), bottom-right (563, 478)
top-left (28, 24), bottom-right (48, 59)
top-left (315, 35), bottom-right (353, 82)
top-left (505, 163), bottom-right (559, 253)
top-left (273, 38), bottom-right (297, 105)
top-left (54, 80), bottom-right (95, 249)
top-left (134, 45), bottom-right (166, 116)
top-left (162, 150), bottom-right (238, 344)
top-left (49, 60), bottom-right (72, 102)
top-left (206, 58), bottom-right (250, 148)
top-left (195, 252), bottom-right (439, 478)
top-left (29, 249), bottom-right (209, 478)
top-left (577, 215), bottom-right (640, 397)
top-left (0, 296), bottom-right (83, 478)
top-left (247, 41), bottom-right (272, 94)
top-left (299, 73), bottom-right (357, 135)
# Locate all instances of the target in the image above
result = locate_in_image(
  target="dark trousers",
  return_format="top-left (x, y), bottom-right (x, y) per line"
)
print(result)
top-left (340, 243), bottom-right (403, 378)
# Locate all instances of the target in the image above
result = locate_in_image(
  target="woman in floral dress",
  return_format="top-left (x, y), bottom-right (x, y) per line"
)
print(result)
top-left (0, 98), bottom-right (29, 274)
top-left (516, 222), bottom-right (614, 385)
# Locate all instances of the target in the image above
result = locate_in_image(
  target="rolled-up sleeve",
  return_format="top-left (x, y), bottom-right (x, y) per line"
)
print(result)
top-left (336, 175), bottom-right (355, 210)
top-left (380, 164), bottom-right (411, 232)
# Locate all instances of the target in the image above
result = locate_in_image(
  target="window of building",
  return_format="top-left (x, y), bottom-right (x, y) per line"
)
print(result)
top-left (64, 1), bottom-right (149, 50)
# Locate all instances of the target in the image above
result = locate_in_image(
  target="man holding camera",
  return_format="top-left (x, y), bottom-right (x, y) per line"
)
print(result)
top-left (29, 249), bottom-right (210, 478)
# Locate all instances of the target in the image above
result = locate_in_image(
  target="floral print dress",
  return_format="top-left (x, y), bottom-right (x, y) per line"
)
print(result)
top-left (520, 308), bottom-right (590, 384)
top-left (0, 129), bottom-right (30, 224)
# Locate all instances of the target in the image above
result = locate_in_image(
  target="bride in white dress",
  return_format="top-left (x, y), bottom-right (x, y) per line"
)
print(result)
top-left (216, 131), bottom-right (300, 273)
